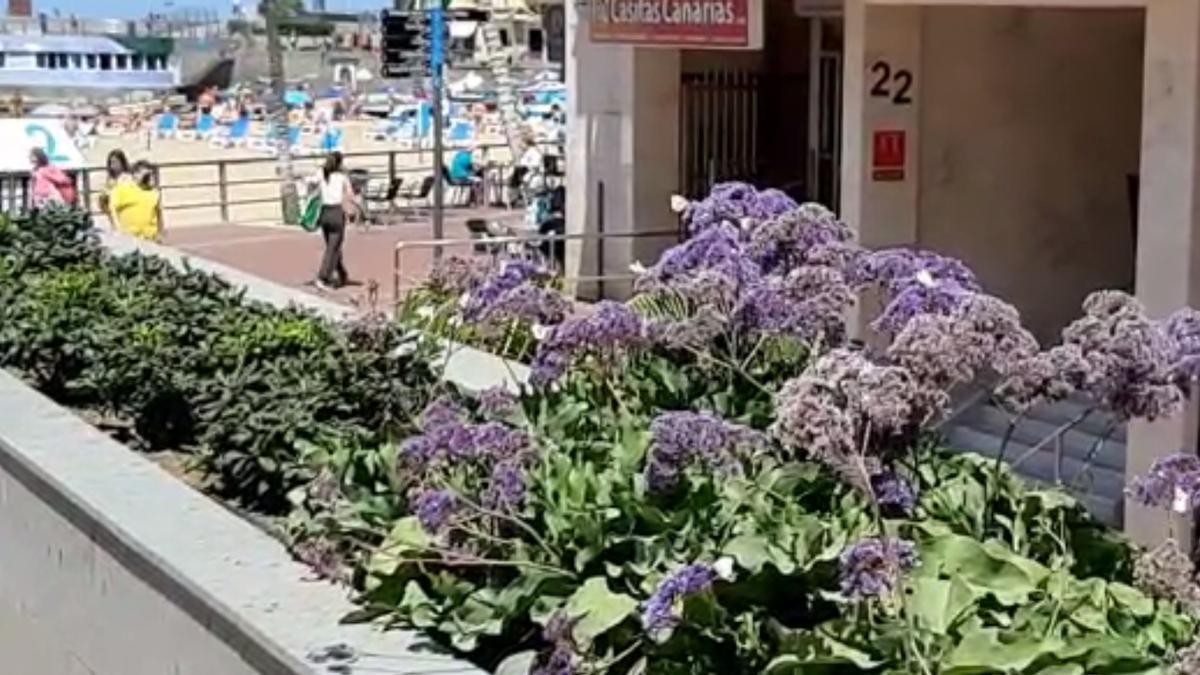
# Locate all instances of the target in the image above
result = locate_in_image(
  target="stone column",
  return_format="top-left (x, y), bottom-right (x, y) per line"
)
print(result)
top-left (1127, 0), bottom-right (1200, 546)
top-left (565, 0), bottom-right (680, 300)
top-left (841, 0), bottom-right (923, 336)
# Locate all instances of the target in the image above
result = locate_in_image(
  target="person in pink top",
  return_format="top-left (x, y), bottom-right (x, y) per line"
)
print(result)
top-left (29, 148), bottom-right (76, 209)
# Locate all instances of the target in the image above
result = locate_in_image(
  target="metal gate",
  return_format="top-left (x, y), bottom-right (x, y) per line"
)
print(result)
top-left (678, 69), bottom-right (761, 199)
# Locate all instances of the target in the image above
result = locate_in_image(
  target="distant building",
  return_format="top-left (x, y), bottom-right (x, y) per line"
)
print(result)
top-left (8, 0), bottom-right (31, 18)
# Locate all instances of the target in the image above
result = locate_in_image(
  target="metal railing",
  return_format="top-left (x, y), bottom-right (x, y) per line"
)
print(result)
top-left (392, 229), bottom-right (682, 307)
top-left (0, 144), bottom-right (521, 226)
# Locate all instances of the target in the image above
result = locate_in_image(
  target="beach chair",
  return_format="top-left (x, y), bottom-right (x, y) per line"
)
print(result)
top-left (155, 112), bottom-right (179, 139)
top-left (177, 113), bottom-right (215, 141)
top-left (445, 119), bottom-right (475, 148)
top-left (397, 175), bottom-right (434, 218)
top-left (210, 117), bottom-right (250, 149)
top-left (320, 127), bottom-right (344, 154)
top-left (247, 123), bottom-right (278, 153)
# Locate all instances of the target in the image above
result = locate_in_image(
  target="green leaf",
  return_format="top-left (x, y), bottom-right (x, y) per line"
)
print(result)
top-left (724, 534), bottom-right (772, 573)
top-left (907, 575), bottom-right (978, 635)
top-left (1109, 582), bottom-right (1155, 617)
top-left (944, 628), bottom-right (1064, 673)
top-left (564, 577), bottom-right (638, 644)
top-left (1033, 667), bottom-right (1083, 675)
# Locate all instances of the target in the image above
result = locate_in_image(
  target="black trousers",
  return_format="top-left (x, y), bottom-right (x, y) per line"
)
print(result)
top-left (318, 205), bottom-right (348, 285)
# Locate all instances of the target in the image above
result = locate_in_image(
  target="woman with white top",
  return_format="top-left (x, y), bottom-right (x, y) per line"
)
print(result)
top-left (311, 152), bottom-right (355, 290)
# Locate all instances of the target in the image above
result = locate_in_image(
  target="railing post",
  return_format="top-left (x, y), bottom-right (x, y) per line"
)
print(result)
top-left (218, 160), bottom-right (229, 222)
top-left (79, 169), bottom-right (92, 215)
top-left (388, 151), bottom-right (397, 186)
top-left (596, 180), bottom-right (605, 299)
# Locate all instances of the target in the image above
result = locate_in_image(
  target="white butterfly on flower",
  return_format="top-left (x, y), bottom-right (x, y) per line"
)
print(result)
top-left (629, 261), bottom-right (647, 275)
top-left (669, 195), bottom-right (690, 213)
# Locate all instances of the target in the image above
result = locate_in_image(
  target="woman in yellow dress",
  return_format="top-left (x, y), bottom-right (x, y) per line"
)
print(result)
top-left (110, 161), bottom-right (163, 242)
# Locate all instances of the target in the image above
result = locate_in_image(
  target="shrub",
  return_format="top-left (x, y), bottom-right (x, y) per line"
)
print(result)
top-left (0, 208), bottom-right (440, 512)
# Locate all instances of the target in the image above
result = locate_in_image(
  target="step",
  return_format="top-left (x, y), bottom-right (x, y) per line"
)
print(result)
top-left (955, 404), bottom-right (1126, 473)
top-left (943, 426), bottom-right (1127, 510)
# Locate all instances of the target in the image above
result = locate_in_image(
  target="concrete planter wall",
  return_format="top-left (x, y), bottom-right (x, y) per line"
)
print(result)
top-left (0, 231), bottom-right (520, 675)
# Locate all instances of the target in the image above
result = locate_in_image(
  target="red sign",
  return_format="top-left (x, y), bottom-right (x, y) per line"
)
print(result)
top-left (872, 130), bottom-right (906, 181)
top-left (589, 0), bottom-right (750, 47)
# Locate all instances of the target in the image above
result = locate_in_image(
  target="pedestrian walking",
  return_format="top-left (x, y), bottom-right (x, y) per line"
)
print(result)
top-left (109, 161), bottom-right (162, 242)
top-left (309, 152), bottom-right (356, 290)
top-left (29, 148), bottom-right (76, 210)
top-left (99, 149), bottom-right (132, 228)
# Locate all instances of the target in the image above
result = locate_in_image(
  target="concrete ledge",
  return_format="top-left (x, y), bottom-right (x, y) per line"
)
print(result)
top-left (0, 370), bottom-right (483, 675)
top-left (99, 230), bottom-right (530, 392)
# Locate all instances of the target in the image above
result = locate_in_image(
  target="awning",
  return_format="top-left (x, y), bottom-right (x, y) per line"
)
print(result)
top-left (450, 20), bottom-right (478, 38)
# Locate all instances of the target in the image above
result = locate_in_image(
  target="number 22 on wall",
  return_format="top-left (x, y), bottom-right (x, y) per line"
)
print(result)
top-left (870, 61), bottom-right (914, 105)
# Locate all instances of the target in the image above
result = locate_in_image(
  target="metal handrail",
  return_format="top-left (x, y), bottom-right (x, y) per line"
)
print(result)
top-left (60, 144), bottom-right (525, 224)
top-left (392, 229), bottom-right (682, 306)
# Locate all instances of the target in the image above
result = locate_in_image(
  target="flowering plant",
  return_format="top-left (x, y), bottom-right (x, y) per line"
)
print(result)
top-left (296, 184), bottom-right (1200, 673)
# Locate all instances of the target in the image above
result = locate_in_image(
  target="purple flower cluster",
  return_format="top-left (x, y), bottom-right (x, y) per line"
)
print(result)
top-left (641, 563), bottom-right (716, 637)
top-left (428, 255), bottom-right (489, 296)
top-left (1128, 453), bottom-right (1200, 513)
top-left (745, 203), bottom-right (855, 274)
top-left (772, 349), bottom-right (920, 490)
top-left (401, 398), bottom-right (537, 529)
top-left (853, 248), bottom-right (982, 334)
top-left (734, 266), bottom-right (854, 344)
top-left (531, 301), bottom-right (651, 386)
top-left (415, 489), bottom-right (458, 533)
top-left (682, 182), bottom-right (798, 236)
top-left (462, 259), bottom-right (571, 329)
top-left (838, 536), bottom-right (918, 600)
top-left (477, 386), bottom-right (519, 418)
top-left (1165, 307), bottom-right (1200, 383)
top-left (645, 411), bottom-right (765, 491)
top-left (1058, 291), bottom-right (1183, 421)
top-left (533, 614), bottom-right (580, 675)
top-left (294, 536), bottom-right (347, 582)
top-left (870, 472), bottom-right (918, 517)
top-left (637, 224), bottom-right (762, 308)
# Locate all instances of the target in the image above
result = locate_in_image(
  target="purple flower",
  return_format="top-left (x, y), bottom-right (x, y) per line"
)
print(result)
top-left (415, 489), bottom-right (458, 533)
top-left (294, 537), bottom-right (347, 582)
top-left (733, 266), bottom-right (854, 344)
top-left (641, 564), bottom-right (716, 637)
top-left (873, 278), bottom-right (974, 334)
top-left (473, 283), bottom-right (572, 329)
top-left (853, 248), bottom-right (979, 294)
top-left (482, 460), bottom-right (528, 511)
top-left (772, 349), bottom-right (920, 490)
top-left (463, 259), bottom-right (552, 321)
top-left (531, 301), bottom-right (651, 386)
top-left (870, 472), bottom-right (917, 516)
top-left (645, 411), bottom-right (764, 491)
top-left (428, 255), bottom-right (489, 296)
top-left (683, 181), bottom-right (798, 235)
top-left (1165, 307), bottom-right (1200, 383)
top-left (469, 422), bottom-right (531, 460)
top-left (533, 614), bottom-right (581, 675)
top-left (1061, 291), bottom-right (1183, 421)
top-left (1128, 453), bottom-right (1200, 512)
top-left (636, 224), bottom-right (761, 307)
top-left (745, 203), bottom-right (855, 273)
top-left (838, 537), bottom-right (918, 600)
top-left (478, 386), bottom-right (519, 418)
top-left (421, 396), bottom-right (466, 430)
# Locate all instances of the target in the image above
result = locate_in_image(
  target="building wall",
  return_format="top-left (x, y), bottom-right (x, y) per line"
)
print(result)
top-left (917, 6), bottom-right (1144, 343)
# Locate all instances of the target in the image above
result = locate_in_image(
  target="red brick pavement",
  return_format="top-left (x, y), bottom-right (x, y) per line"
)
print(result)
top-left (164, 209), bottom-right (524, 310)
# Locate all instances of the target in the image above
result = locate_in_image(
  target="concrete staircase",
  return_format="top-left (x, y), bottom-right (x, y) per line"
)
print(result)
top-left (942, 393), bottom-right (1127, 526)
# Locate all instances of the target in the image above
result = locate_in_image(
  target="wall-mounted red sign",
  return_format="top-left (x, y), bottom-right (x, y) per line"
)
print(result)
top-left (589, 0), bottom-right (750, 47)
top-left (872, 129), bottom-right (906, 181)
